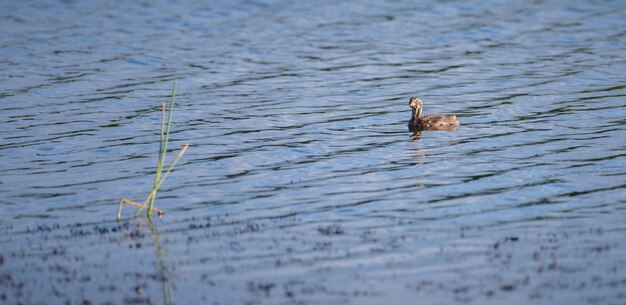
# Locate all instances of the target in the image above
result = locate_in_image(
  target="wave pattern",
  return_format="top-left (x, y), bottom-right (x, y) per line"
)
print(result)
top-left (1, 1), bottom-right (625, 304)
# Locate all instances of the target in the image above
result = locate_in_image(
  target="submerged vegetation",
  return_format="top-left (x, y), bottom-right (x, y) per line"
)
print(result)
top-left (117, 81), bottom-right (189, 220)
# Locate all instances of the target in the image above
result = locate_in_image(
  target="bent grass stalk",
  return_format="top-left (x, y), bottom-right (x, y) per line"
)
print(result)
top-left (117, 81), bottom-right (189, 220)
top-left (117, 199), bottom-right (164, 220)
top-left (133, 144), bottom-right (189, 217)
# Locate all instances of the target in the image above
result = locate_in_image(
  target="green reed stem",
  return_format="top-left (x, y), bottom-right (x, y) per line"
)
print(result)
top-left (117, 80), bottom-right (188, 220)
top-left (148, 102), bottom-right (167, 217)
top-left (147, 81), bottom-right (177, 216)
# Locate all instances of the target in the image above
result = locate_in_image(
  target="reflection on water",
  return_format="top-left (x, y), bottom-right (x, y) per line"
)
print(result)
top-left (114, 219), bottom-right (175, 305)
top-left (410, 123), bottom-right (460, 141)
top-left (149, 221), bottom-right (175, 305)
top-left (0, 0), bottom-right (625, 304)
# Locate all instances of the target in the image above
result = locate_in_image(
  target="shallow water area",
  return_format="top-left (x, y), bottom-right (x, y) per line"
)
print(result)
top-left (1, 0), bottom-right (626, 304)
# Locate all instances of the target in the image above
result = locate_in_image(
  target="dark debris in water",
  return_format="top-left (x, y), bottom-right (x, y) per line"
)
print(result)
top-left (317, 224), bottom-right (345, 236)
top-left (248, 281), bottom-right (276, 297)
top-left (2, 214), bottom-right (626, 305)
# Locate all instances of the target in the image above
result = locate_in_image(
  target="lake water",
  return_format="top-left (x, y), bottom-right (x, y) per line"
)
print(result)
top-left (1, 0), bottom-right (625, 304)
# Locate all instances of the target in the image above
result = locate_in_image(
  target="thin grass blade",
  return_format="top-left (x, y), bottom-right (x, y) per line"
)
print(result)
top-left (148, 81), bottom-right (177, 215)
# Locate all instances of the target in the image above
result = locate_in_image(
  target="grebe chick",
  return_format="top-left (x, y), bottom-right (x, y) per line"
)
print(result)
top-left (408, 97), bottom-right (460, 132)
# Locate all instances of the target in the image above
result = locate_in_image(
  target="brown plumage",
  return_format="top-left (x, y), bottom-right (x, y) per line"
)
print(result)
top-left (408, 97), bottom-right (460, 132)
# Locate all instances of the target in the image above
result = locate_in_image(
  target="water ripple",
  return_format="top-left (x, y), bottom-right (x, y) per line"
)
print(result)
top-left (1, 0), bottom-right (626, 304)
